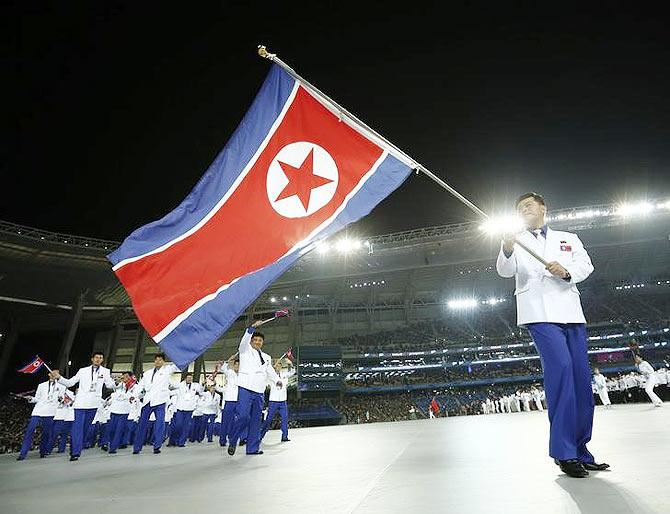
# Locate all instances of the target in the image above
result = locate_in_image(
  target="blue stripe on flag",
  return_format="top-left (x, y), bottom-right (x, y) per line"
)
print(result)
top-left (108, 65), bottom-right (296, 266)
top-left (159, 154), bottom-right (412, 368)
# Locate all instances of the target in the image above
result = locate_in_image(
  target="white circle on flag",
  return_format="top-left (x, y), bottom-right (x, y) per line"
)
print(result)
top-left (266, 141), bottom-right (339, 218)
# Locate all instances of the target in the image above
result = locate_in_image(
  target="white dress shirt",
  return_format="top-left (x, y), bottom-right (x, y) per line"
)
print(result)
top-left (593, 374), bottom-right (607, 391)
top-left (175, 381), bottom-right (203, 411)
top-left (268, 369), bottom-right (296, 402)
top-left (29, 380), bottom-right (66, 417)
top-left (236, 328), bottom-right (281, 394)
top-left (496, 228), bottom-right (594, 325)
top-left (137, 363), bottom-right (180, 407)
top-left (58, 365), bottom-right (116, 409)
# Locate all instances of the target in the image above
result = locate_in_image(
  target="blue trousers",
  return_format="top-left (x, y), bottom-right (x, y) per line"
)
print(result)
top-left (50, 420), bottom-right (72, 453)
top-left (189, 416), bottom-right (202, 441)
top-left (527, 323), bottom-right (595, 462)
top-left (125, 420), bottom-right (137, 446)
top-left (99, 422), bottom-right (111, 447)
top-left (170, 410), bottom-right (193, 446)
top-left (19, 416), bottom-right (54, 458)
top-left (219, 401), bottom-right (237, 446)
top-left (229, 387), bottom-right (263, 454)
top-left (203, 414), bottom-right (216, 442)
top-left (71, 408), bottom-right (97, 457)
top-left (261, 401), bottom-right (289, 440)
top-left (134, 403), bottom-right (166, 453)
top-left (108, 413), bottom-right (129, 452)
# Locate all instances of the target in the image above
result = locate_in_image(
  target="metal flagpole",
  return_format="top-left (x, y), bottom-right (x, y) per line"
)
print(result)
top-left (256, 46), bottom-right (548, 267)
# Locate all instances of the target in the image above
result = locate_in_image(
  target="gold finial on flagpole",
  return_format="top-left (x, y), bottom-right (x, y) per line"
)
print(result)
top-left (257, 45), bottom-right (275, 60)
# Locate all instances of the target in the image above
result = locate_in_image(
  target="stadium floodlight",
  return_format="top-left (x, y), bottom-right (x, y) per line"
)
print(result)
top-left (282, 296), bottom-right (288, 301)
top-left (316, 241), bottom-right (330, 255)
top-left (615, 201), bottom-right (655, 217)
top-left (270, 297), bottom-right (277, 303)
top-left (335, 238), bottom-right (362, 253)
top-left (448, 298), bottom-right (479, 310)
top-left (479, 214), bottom-right (524, 235)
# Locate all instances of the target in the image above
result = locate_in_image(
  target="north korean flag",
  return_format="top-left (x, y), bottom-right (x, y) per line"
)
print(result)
top-left (108, 64), bottom-right (413, 368)
top-left (18, 355), bottom-right (46, 374)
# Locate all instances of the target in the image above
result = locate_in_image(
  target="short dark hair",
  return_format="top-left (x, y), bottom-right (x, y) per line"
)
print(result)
top-left (122, 371), bottom-right (134, 377)
top-left (154, 353), bottom-right (166, 360)
top-left (91, 351), bottom-right (104, 359)
top-left (515, 192), bottom-right (546, 208)
top-left (186, 372), bottom-right (193, 377)
top-left (252, 332), bottom-right (265, 341)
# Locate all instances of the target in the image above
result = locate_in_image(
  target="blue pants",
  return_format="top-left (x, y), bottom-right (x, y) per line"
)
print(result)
top-left (219, 401), bottom-right (237, 446)
top-left (261, 401), bottom-right (289, 440)
top-left (50, 420), bottom-right (72, 453)
top-left (19, 416), bottom-right (54, 458)
top-left (125, 420), bottom-right (137, 446)
top-left (99, 422), bottom-right (111, 447)
top-left (189, 416), bottom-right (202, 441)
top-left (108, 413), bottom-right (129, 452)
top-left (527, 323), bottom-right (595, 462)
top-left (170, 410), bottom-right (193, 446)
top-left (203, 414), bottom-right (216, 442)
top-left (71, 408), bottom-right (97, 457)
top-left (229, 387), bottom-right (263, 454)
top-left (134, 403), bottom-right (166, 453)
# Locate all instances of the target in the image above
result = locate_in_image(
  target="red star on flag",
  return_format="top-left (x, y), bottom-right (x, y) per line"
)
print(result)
top-left (274, 148), bottom-right (334, 210)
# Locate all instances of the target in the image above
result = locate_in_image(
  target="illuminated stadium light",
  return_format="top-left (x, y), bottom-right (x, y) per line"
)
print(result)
top-left (447, 298), bottom-right (479, 309)
top-left (615, 201), bottom-right (655, 217)
top-left (335, 238), bottom-right (362, 253)
top-left (479, 215), bottom-right (524, 235)
top-left (482, 297), bottom-right (507, 306)
top-left (270, 297), bottom-right (277, 303)
top-left (316, 241), bottom-right (330, 255)
top-left (282, 296), bottom-right (288, 301)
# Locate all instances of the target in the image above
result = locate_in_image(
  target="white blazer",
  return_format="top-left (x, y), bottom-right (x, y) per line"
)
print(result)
top-left (236, 328), bottom-right (281, 394)
top-left (215, 363), bottom-right (239, 401)
top-left (175, 381), bottom-right (203, 411)
top-left (496, 228), bottom-right (594, 326)
top-left (110, 383), bottom-right (139, 415)
top-left (30, 381), bottom-right (66, 417)
top-left (58, 365), bottom-right (116, 409)
top-left (268, 369), bottom-right (296, 402)
top-left (137, 363), bottom-right (180, 406)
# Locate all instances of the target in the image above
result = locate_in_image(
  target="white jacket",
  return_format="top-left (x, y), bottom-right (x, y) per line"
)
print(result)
top-left (200, 391), bottom-right (221, 415)
top-left (496, 228), bottom-right (594, 325)
top-left (236, 328), bottom-right (281, 394)
top-left (53, 390), bottom-right (76, 421)
top-left (58, 365), bottom-right (116, 409)
top-left (29, 381), bottom-right (66, 417)
top-left (110, 383), bottom-right (139, 415)
top-left (268, 369), bottom-right (296, 402)
top-left (137, 363), bottom-right (180, 407)
top-left (175, 381), bottom-right (203, 411)
top-left (215, 363), bottom-right (239, 401)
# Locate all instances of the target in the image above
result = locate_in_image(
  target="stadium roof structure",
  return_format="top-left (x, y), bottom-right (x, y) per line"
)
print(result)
top-left (1, 199), bottom-right (669, 330)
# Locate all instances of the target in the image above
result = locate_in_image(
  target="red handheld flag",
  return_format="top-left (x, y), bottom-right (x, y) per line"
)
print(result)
top-left (17, 356), bottom-right (46, 374)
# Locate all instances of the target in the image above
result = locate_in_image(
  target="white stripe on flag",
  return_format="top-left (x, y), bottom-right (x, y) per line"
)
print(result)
top-left (112, 81), bottom-right (301, 271)
top-left (153, 150), bottom-right (390, 342)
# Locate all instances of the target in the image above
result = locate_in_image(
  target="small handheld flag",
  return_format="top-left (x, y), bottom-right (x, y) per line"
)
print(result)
top-left (17, 355), bottom-right (50, 374)
top-left (274, 308), bottom-right (290, 319)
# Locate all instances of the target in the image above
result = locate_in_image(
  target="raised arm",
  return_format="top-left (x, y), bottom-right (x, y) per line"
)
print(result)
top-left (496, 236), bottom-right (517, 278)
top-left (56, 369), bottom-right (81, 388)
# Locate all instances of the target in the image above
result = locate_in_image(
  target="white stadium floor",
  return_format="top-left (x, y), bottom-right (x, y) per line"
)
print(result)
top-left (0, 403), bottom-right (667, 514)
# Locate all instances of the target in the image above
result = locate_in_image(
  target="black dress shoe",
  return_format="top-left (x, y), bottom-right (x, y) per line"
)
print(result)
top-left (227, 445), bottom-right (236, 456)
top-left (101, 445), bottom-right (108, 452)
top-left (69, 456), bottom-right (79, 462)
top-left (247, 450), bottom-right (264, 455)
top-left (239, 439), bottom-right (247, 446)
top-left (558, 459), bottom-right (589, 478)
top-left (133, 450), bottom-right (140, 455)
top-left (119, 445), bottom-right (128, 449)
top-left (40, 453), bottom-right (46, 458)
top-left (281, 438), bottom-right (290, 442)
top-left (16, 456), bottom-right (25, 461)
top-left (153, 449), bottom-right (161, 454)
top-left (582, 462), bottom-right (610, 471)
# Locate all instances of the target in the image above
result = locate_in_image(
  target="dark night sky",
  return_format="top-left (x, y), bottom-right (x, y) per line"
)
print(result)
top-left (5, 1), bottom-right (670, 240)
